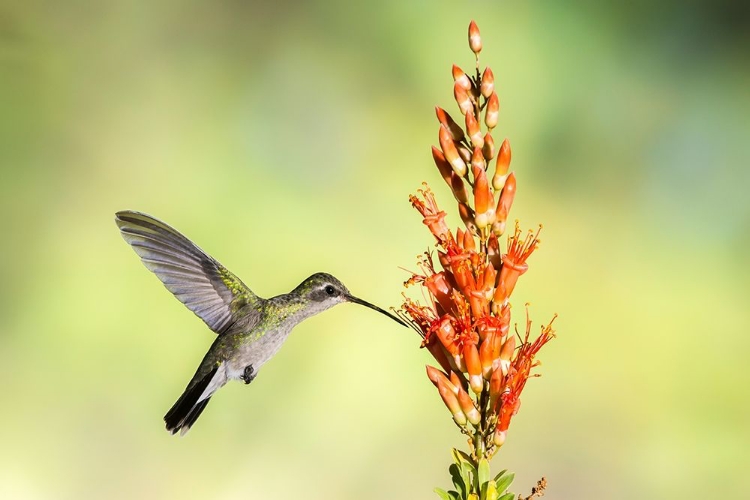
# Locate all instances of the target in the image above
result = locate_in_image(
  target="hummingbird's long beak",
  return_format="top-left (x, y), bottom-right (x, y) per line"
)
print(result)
top-left (345, 295), bottom-right (409, 327)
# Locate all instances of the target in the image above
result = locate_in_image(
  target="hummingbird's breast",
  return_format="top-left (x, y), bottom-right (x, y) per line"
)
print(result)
top-left (224, 325), bottom-right (294, 380)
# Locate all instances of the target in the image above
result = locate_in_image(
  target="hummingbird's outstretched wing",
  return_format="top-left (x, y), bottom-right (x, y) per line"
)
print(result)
top-left (116, 210), bottom-right (261, 334)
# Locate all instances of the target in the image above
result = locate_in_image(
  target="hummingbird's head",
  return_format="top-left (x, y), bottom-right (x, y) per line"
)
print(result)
top-left (296, 272), bottom-right (407, 327)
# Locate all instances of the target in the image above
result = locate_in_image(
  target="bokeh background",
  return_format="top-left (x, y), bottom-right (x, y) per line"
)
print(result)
top-left (1, 1), bottom-right (748, 498)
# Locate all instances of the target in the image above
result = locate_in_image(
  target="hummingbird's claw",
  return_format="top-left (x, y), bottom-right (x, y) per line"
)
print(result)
top-left (242, 364), bottom-right (256, 384)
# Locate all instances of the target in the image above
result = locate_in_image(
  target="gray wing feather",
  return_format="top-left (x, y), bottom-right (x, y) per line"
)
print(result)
top-left (116, 210), bottom-right (261, 334)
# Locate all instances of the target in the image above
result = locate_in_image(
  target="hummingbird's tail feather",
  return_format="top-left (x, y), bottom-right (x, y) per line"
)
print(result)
top-left (164, 365), bottom-right (218, 435)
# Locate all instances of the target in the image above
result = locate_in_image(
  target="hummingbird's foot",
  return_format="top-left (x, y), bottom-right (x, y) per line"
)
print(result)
top-left (242, 364), bottom-right (256, 384)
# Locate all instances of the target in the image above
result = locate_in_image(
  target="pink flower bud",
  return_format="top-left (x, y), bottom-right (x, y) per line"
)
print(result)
top-left (473, 166), bottom-right (495, 229)
top-left (485, 92), bottom-right (499, 129)
top-left (435, 107), bottom-right (465, 142)
top-left (438, 125), bottom-right (467, 177)
top-left (498, 335), bottom-right (516, 376)
top-left (454, 83), bottom-right (473, 115)
top-left (452, 64), bottom-right (472, 91)
top-left (437, 377), bottom-right (467, 426)
top-left (463, 342), bottom-right (483, 394)
top-left (491, 139), bottom-right (511, 190)
top-left (468, 21), bottom-right (482, 55)
top-left (482, 133), bottom-right (495, 160)
top-left (480, 67), bottom-right (495, 98)
top-left (493, 428), bottom-right (506, 447)
top-left (465, 112), bottom-right (484, 148)
top-left (457, 386), bottom-right (481, 425)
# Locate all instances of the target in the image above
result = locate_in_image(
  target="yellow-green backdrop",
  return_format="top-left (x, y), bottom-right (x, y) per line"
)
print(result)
top-left (1, 1), bottom-right (748, 498)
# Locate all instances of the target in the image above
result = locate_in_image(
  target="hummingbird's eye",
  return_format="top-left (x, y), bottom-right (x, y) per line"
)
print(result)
top-left (325, 285), bottom-right (336, 296)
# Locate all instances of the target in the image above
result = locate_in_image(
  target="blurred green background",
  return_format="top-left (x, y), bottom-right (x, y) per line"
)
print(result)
top-left (1, 1), bottom-right (748, 498)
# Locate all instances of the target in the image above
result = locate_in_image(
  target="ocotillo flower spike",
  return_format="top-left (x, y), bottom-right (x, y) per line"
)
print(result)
top-left (402, 21), bottom-right (556, 468)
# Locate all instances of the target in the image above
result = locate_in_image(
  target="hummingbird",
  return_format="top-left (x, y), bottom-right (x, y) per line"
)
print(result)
top-left (115, 210), bottom-right (406, 435)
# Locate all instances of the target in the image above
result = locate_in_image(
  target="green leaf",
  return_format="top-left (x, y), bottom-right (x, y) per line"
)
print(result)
top-left (498, 494), bottom-right (515, 500)
top-left (477, 458), bottom-right (490, 489)
top-left (495, 473), bottom-right (515, 494)
top-left (493, 469), bottom-right (507, 482)
top-left (449, 463), bottom-right (467, 499)
top-left (454, 449), bottom-right (476, 467)
top-left (434, 488), bottom-right (452, 500)
top-left (452, 448), bottom-right (477, 488)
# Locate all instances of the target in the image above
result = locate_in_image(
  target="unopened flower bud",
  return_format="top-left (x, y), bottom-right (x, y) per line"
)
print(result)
top-left (468, 20), bottom-right (482, 55)
top-left (462, 342), bottom-right (483, 394)
top-left (479, 336), bottom-right (494, 379)
top-left (485, 92), bottom-right (499, 129)
top-left (472, 166), bottom-right (495, 229)
top-left (489, 365), bottom-right (504, 407)
top-left (458, 146), bottom-right (472, 164)
top-left (482, 133), bottom-right (495, 160)
top-left (493, 428), bottom-right (507, 447)
top-left (457, 387), bottom-right (481, 425)
top-left (454, 83), bottom-right (473, 115)
top-left (462, 228), bottom-right (476, 252)
top-left (437, 377), bottom-right (467, 426)
top-left (452, 64), bottom-right (472, 91)
top-left (493, 172), bottom-right (516, 236)
top-left (426, 365), bottom-right (454, 391)
top-left (480, 67), bottom-right (495, 98)
top-left (438, 125), bottom-right (467, 178)
top-left (431, 146), bottom-right (453, 185)
top-left (450, 370), bottom-right (468, 392)
top-left (435, 107), bottom-right (465, 142)
top-left (465, 112), bottom-right (484, 148)
top-left (492, 139), bottom-right (511, 190)
top-left (458, 202), bottom-right (477, 234)
top-left (498, 335), bottom-right (515, 376)
top-left (470, 147), bottom-right (485, 174)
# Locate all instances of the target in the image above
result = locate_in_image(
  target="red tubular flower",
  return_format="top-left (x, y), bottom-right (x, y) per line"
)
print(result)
top-left (434, 317), bottom-right (460, 356)
top-left (410, 187), bottom-right (454, 244)
top-left (494, 223), bottom-right (540, 305)
top-left (425, 271), bottom-right (456, 315)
